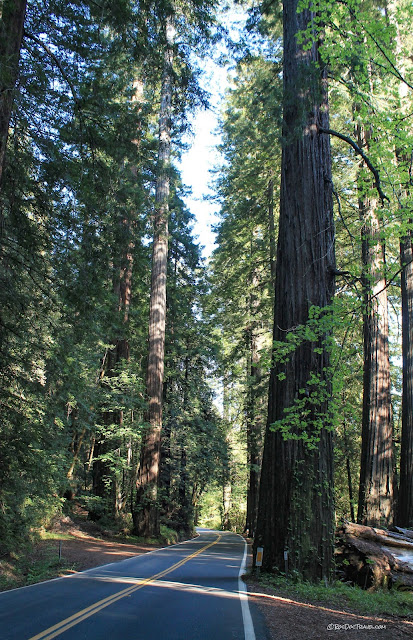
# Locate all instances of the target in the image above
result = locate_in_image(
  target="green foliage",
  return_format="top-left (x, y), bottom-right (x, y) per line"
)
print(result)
top-left (1, 0), bottom-right (410, 578)
top-left (264, 306), bottom-right (335, 449)
top-left (158, 185), bottom-right (227, 534)
top-left (258, 574), bottom-right (413, 618)
top-left (206, 49), bottom-right (282, 528)
top-left (159, 524), bottom-right (180, 546)
top-left (198, 487), bottom-right (222, 530)
top-left (0, 0), bottom-right (223, 549)
top-left (0, 544), bottom-right (77, 592)
top-left (215, 0), bottom-right (407, 533)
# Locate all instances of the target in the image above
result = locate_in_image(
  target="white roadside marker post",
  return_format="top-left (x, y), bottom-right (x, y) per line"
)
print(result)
top-left (284, 549), bottom-right (289, 577)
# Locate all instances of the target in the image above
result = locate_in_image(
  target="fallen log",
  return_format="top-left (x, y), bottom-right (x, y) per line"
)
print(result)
top-left (335, 521), bottom-right (413, 591)
top-left (392, 526), bottom-right (413, 541)
top-left (341, 522), bottom-right (413, 549)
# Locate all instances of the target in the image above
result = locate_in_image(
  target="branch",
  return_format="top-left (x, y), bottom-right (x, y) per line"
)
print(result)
top-left (332, 318), bottom-right (356, 378)
top-left (319, 126), bottom-right (389, 204)
top-left (410, 150), bottom-right (413, 186)
top-left (330, 180), bottom-right (357, 246)
top-left (0, 316), bottom-right (23, 339)
top-left (356, 18), bottom-right (413, 93)
top-left (372, 258), bottom-right (412, 301)
top-left (1, 246), bottom-right (59, 307)
top-left (334, 1), bottom-right (413, 92)
top-left (23, 30), bottom-right (82, 111)
top-left (329, 267), bottom-right (354, 279)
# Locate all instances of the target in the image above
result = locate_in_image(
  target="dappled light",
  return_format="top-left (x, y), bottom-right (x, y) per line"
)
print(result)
top-left (1, 1), bottom-right (412, 638)
top-left (247, 584), bottom-right (413, 640)
top-left (248, 589), bottom-right (412, 625)
top-left (72, 574), bottom-right (242, 601)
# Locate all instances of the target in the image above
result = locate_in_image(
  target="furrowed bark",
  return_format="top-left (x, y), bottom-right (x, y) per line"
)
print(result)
top-left (133, 15), bottom-right (174, 537)
top-left (254, 1), bottom-right (335, 581)
top-left (245, 268), bottom-right (265, 538)
top-left (398, 229), bottom-right (413, 527)
top-left (356, 124), bottom-right (393, 528)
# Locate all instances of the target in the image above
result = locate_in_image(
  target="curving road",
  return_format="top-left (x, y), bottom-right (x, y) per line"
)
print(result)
top-left (0, 529), bottom-right (267, 640)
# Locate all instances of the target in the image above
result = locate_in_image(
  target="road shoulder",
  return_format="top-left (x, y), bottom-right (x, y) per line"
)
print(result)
top-left (246, 579), bottom-right (412, 640)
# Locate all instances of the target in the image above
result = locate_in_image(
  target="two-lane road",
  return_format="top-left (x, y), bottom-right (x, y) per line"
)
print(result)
top-left (0, 529), bottom-right (267, 639)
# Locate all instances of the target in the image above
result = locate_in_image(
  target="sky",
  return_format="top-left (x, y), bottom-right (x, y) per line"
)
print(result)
top-left (178, 6), bottom-right (247, 259)
top-left (178, 69), bottom-right (225, 259)
top-left (179, 101), bottom-right (222, 259)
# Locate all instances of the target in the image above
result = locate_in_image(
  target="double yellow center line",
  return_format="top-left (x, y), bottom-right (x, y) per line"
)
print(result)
top-left (30, 534), bottom-right (222, 640)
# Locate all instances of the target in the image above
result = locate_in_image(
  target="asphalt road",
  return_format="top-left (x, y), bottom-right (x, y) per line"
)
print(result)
top-left (0, 529), bottom-right (267, 640)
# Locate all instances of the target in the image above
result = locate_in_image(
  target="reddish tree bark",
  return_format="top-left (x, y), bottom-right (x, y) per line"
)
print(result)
top-left (133, 15), bottom-right (174, 537)
top-left (356, 126), bottom-right (393, 527)
top-left (398, 229), bottom-right (413, 527)
top-left (245, 269), bottom-right (265, 538)
top-left (245, 329), bottom-right (263, 538)
top-left (254, 0), bottom-right (335, 580)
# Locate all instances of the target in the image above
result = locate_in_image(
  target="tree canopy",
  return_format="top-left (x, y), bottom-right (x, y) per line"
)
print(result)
top-left (1, 0), bottom-right (413, 591)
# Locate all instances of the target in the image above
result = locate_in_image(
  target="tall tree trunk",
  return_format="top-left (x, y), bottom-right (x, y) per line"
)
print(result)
top-left (221, 376), bottom-right (232, 531)
top-left (398, 229), bottom-right (413, 526)
top-left (0, 0), bottom-right (27, 192)
top-left (158, 252), bottom-right (177, 521)
top-left (192, 484), bottom-right (201, 526)
top-left (245, 328), bottom-right (262, 538)
top-left (67, 424), bottom-right (86, 483)
top-left (245, 267), bottom-right (264, 538)
top-left (177, 446), bottom-right (191, 534)
top-left (159, 379), bottom-right (173, 518)
top-left (133, 15), bottom-right (174, 537)
top-left (254, 0), bottom-right (335, 581)
top-left (267, 176), bottom-right (277, 285)
top-left (356, 126), bottom-right (393, 527)
top-left (386, 0), bottom-right (413, 529)
top-left (177, 351), bottom-right (193, 534)
top-left (342, 416), bottom-right (356, 523)
top-left (222, 461), bottom-right (232, 531)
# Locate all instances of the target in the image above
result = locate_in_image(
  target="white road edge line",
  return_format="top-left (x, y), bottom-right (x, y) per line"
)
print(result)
top-left (238, 535), bottom-right (256, 640)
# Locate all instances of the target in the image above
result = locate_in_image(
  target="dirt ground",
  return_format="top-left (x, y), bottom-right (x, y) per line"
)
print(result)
top-left (41, 518), bottom-right (161, 571)
top-left (246, 581), bottom-right (413, 640)
top-left (3, 520), bottom-right (413, 640)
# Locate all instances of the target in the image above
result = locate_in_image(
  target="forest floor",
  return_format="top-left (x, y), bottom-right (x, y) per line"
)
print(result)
top-left (33, 517), bottom-right (161, 571)
top-left (0, 513), bottom-right (162, 592)
top-left (1, 518), bottom-right (412, 639)
top-left (246, 579), bottom-right (413, 640)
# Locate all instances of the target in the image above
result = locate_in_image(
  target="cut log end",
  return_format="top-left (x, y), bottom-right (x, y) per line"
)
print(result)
top-left (335, 521), bottom-right (413, 591)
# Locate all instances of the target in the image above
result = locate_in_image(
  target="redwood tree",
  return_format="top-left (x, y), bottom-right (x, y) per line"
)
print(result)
top-left (398, 228), bottom-right (413, 527)
top-left (133, 14), bottom-right (174, 537)
top-left (254, 0), bottom-right (336, 580)
top-left (354, 81), bottom-right (394, 525)
top-left (245, 329), bottom-right (263, 538)
top-left (356, 183), bottom-right (393, 527)
top-left (245, 274), bottom-right (265, 538)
